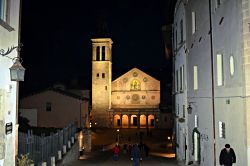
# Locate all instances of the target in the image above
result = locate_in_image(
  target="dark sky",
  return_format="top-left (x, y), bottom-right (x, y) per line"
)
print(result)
top-left (20, 0), bottom-right (176, 96)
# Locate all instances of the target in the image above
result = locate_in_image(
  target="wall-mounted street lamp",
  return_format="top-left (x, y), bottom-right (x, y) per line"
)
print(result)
top-left (0, 44), bottom-right (25, 81)
top-left (187, 105), bottom-right (192, 114)
top-left (187, 102), bottom-right (196, 114)
top-left (9, 57), bottom-right (25, 81)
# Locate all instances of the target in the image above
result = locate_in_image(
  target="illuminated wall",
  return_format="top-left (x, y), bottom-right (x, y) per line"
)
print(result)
top-left (111, 68), bottom-right (160, 109)
top-left (91, 38), bottom-right (113, 127)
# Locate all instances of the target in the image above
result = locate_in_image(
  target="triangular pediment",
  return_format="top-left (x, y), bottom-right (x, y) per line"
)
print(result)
top-left (112, 68), bottom-right (160, 91)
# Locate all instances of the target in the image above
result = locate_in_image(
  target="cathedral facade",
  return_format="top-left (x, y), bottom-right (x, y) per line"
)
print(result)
top-left (91, 38), bottom-right (160, 128)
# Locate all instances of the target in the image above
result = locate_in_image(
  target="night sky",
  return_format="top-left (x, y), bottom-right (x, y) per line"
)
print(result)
top-left (19, 0), bottom-right (176, 96)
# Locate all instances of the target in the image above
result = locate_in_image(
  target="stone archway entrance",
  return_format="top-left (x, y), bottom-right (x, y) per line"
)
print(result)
top-left (113, 112), bottom-right (157, 129)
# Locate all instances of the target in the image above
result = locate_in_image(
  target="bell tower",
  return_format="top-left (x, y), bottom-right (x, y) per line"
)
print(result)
top-left (91, 38), bottom-right (113, 127)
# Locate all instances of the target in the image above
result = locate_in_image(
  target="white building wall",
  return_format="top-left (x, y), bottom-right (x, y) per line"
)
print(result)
top-left (185, 0), bottom-right (214, 165)
top-left (0, 0), bottom-right (21, 165)
top-left (173, 0), bottom-right (249, 165)
top-left (173, 0), bottom-right (189, 164)
top-left (212, 0), bottom-right (247, 166)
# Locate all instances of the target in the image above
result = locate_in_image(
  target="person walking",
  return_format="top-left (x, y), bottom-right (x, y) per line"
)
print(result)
top-left (112, 143), bottom-right (120, 161)
top-left (131, 144), bottom-right (141, 166)
top-left (219, 144), bottom-right (236, 166)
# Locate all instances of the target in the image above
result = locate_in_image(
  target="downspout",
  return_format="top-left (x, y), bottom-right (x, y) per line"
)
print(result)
top-left (16, 0), bottom-right (23, 157)
top-left (208, 0), bottom-right (216, 165)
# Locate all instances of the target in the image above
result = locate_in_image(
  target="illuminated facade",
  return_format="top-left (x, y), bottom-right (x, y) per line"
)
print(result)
top-left (173, 0), bottom-right (250, 165)
top-left (91, 38), bottom-right (160, 128)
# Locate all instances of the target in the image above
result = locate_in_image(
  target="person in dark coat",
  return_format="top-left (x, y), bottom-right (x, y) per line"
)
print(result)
top-left (131, 144), bottom-right (141, 166)
top-left (219, 144), bottom-right (236, 166)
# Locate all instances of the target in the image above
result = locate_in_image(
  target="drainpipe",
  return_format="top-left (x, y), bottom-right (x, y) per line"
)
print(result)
top-left (208, 0), bottom-right (216, 165)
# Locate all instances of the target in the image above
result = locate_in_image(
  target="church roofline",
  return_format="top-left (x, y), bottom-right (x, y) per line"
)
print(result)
top-left (112, 67), bottom-right (160, 83)
top-left (91, 38), bottom-right (113, 43)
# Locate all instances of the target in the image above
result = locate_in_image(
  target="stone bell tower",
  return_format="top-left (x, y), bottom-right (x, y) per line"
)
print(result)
top-left (91, 38), bottom-right (113, 127)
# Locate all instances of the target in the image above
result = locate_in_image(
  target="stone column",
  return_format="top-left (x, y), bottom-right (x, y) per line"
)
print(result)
top-left (92, 45), bottom-right (96, 60)
top-left (137, 113), bottom-right (140, 129)
top-left (146, 115), bottom-right (149, 135)
top-left (120, 114), bottom-right (123, 128)
top-left (128, 114), bottom-right (131, 128)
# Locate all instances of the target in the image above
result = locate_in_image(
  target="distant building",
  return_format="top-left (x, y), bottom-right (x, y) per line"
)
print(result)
top-left (91, 38), bottom-right (171, 129)
top-left (0, 0), bottom-right (22, 165)
top-left (20, 88), bottom-right (89, 128)
top-left (173, 0), bottom-right (250, 165)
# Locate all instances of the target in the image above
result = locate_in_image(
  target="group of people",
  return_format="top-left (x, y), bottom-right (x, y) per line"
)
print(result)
top-left (112, 142), bottom-right (150, 166)
top-left (113, 142), bottom-right (236, 166)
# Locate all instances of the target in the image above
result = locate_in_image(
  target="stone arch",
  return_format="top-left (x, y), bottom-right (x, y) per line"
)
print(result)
top-left (122, 114), bottom-right (129, 128)
top-left (114, 114), bottom-right (121, 128)
top-left (148, 115), bottom-right (155, 128)
top-left (140, 115), bottom-right (147, 128)
top-left (96, 46), bottom-right (100, 61)
top-left (130, 115), bottom-right (138, 128)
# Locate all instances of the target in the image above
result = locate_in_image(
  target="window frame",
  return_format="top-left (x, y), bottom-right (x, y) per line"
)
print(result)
top-left (216, 53), bottom-right (224, 86)
top-left (193, 65), bottom-right (198, 90)
top-left (192, 11), bottom-right (196, 34)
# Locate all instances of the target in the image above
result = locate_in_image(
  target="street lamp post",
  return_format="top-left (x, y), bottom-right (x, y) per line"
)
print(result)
top-left (116, 129), bottom-right (120, 144)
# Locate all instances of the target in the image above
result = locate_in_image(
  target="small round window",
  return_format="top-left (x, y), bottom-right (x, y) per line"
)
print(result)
top-left (229, 55), bottom-right (235, 76)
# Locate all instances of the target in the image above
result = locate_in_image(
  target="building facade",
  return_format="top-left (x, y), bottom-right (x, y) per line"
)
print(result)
top-left (0, 0), bottom-right (21, 165)
top-left (173, 0), bottom-right (189, 164)
top-left (91, 38), bottom-right (162, 129)
top-left (20, 88), bottom-right (89, 128)
top-left (173, 0), bottom-right (250, 165)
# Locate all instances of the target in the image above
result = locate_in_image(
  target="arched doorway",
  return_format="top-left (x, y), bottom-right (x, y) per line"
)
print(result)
top-left (148, 115), bottom-right (155, 128)
top-left (140, 115), bottom-right (146, 128)
top-left (130, 115), bottom-right (138, 128)
top-left (122, 115), bottom-right (129, 128)
top-left (192, 128), bottom-right (200, 164)
top-left (114, 114), bottom-right (121, 128)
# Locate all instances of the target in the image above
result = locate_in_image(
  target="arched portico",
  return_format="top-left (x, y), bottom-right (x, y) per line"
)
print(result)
top-left (113, 113), bottom-right (156, 129)
top-left (114, 114), bottom-right (121, 128)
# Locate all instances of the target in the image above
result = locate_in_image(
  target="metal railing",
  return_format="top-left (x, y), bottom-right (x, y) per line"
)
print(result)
top-left (18, 123), bottom-right (77, 166)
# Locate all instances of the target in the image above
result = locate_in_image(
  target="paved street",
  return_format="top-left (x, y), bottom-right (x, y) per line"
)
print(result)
top-left (60, 128), bottom-right (179, 166)
top-left (66, 148), bottom-right (178, 166)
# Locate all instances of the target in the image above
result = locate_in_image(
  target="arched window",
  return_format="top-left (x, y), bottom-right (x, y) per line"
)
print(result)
top-left (130, 79), bottom-right (141, 91)
top-left (102, 46), bottom-right (105, 60)
top-left (96, 46), bottom-right (100, 61)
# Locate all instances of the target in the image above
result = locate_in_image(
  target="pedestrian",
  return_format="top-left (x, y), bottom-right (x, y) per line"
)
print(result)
top-left (112, 143), bottom-right (120, 161)
top-left (219, 144), bottom-right (236, 166)
top-left (131, 144), bottom-right (141, 166)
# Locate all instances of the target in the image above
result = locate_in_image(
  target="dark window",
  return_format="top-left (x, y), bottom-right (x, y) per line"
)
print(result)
top-left (217, 0), bottom-right (221, 6)
top-left (180, 19), bottom-right (183, 42)
top-left (105, 86), bottom-right (107, 90)
top-left (133, 117), bottom-right (138, 126)
top-left (150, 119), bottom-right (155, 126)
top-left (97, 73), bottom-right (99, 77)
top-left (102, 73), bottom-right (105, 78)
top-left (96, 46), bottom-right (100, 61)
top-left (117, 119), bottom-right (121, 126)
top-left (0, 0), bottom-right (8, 22)
top-left (102, 46), bottom-right (105, 60)
top-left (175, 30), bottom-right (177, 49)
top-left (46, 102), bottom-right (52, 112)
